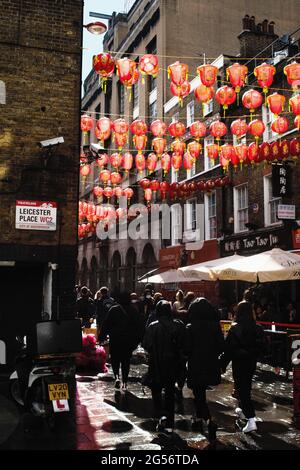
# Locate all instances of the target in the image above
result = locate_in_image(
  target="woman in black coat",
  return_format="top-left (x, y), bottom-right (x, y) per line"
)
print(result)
top-left (185, 298), bottom-right (224, 438)
top-left (142, 300), bottom-right (185, 433)
top-left (220, 301), bottom-right (266, 433)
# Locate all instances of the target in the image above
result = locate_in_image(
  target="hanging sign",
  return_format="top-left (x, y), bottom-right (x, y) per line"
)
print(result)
top-left (15, 201), bottom-right (57, 231)
top-left (272, 164), bottom-right (292, 198)
top-left (277, 204), bottom-right (296, 220)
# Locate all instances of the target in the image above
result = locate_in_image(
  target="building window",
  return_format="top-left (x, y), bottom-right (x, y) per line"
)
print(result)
top-left (204, 136), bottom-right (218, 170)
top-left (205, 191), bottom-right (217, 239)
top-left (234, 184), bottom-right (248, 233)
top-left (133, 82), bottom-right (139, 110)
top-left (171, 204), bottom-right (182, 245)
top-left (203, 100), bottom-right (213, 116)
top-left (172, 112), bottom-right (179, 123)
top-left (264, 175), bottom-right (281, 226)
top-left (118, 82), bottom-right (125, 115)
top-left (262, 105), bottom-right (275, 142)
top-left (186, 100), bottom-right (194, 127)
top-left (0, 81), bottom-right (6, 104)
top-left (171, 165), bottom-right (178, 183)
top-left (186, 198), bottom-right (197, 231)
top-left (149, 100), bottom-right (157, 120)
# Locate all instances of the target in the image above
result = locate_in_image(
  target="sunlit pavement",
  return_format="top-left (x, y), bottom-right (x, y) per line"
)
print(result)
top-left (0, 359), bottom-right (299, 451)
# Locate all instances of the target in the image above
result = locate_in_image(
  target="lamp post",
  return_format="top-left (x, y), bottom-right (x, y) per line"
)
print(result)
top-left (83, 12), bottom-right (112, 35)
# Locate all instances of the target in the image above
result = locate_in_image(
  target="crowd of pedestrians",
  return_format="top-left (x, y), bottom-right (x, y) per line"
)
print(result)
top-left (74, 283), bottom-right (268, 440)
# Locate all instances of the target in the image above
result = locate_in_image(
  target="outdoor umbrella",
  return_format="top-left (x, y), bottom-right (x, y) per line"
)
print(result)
top-left (139, 269), bottom-right (203, 284)
top-left (210, 248), bottom-right (300, 283)
top-left (178, 253), bottom-right (244, 280)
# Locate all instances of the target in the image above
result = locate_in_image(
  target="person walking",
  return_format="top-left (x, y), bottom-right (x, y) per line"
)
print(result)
top-left (99, 292), bottom-right (143, 390)
top-left (76, 286), bottom-right (95, 328)
top-left (185, 297), bottom-right (224, 441)
top-left (142, 300), bottom-right (185, 433)
top-left (94, 287), bottom-right (115, 336)
top-left (220, 301), bottom-right (266, 433)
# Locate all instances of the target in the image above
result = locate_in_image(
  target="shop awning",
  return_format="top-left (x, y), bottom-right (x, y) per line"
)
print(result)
top-left (178, 253), bottom-right (244, 280)
top-left (138, 269), bottom-right (207, 284)
top-left (210, 248), bottom-right (300, 283)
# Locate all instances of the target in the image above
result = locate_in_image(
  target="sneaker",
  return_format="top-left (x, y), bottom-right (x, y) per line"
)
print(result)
top-left (242, 418), bottom-right (257, 433)
top-left (235, 407), bottom-right (246, 420)
top-left (121, 382), bottom-right (127, 391)
top-left (114, 379), bottom-right (121, 390)
top-left (156, 416), bottom-right (167, 432)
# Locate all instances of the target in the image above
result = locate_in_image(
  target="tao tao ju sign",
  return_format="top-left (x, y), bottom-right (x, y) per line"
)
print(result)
top-left (15, 200), bottom-right (57, 231)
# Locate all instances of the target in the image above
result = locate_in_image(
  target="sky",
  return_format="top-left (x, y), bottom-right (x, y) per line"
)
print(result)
top-left (82, 0), bottom-right (126, 92)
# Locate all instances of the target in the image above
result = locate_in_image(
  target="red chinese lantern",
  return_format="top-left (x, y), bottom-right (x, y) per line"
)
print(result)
top-left (113, 118), bottom-right (129, 134)
top-left (290, 95), bottom-right (300, 130)
top-left (99, 169), bottom-right (111, 185)
top-left (242, 89), bottom-right (263, 117)
top-left (96, 153), bottom-right (109, 168)
top-left (170, 182), bottom-right (179, 192)
top-left (284, 62), bottom-right (300, 91)
top-left (95, 117), bottom-right (112, 144)
top-left (144, 188), bottom-right (152, 204)
top-left (168, 121), bottom-right (186, 139)
top-left (80, 152), bottom-right (88, 164)
top-left (123, 187), bottom-right (134, 204)
top-left (254, 62), bottom-right (276, 94)
top-left (139, 178), bottom-right (150, 190)
top-left (248, 119), bottom-right (265, 144)
top-left (161, 153), bottom-right (171, 175)
top-left (194, 84), bottom-right (214, 104)
top-left (115, 186), bottom-right (125, 199)
top-left (110, 172), bottom-right (122, 186)
top-left (206, 180), bottom-right (216, 191)
top-left (170, 80), bottom-right (191, 106)
top-left (110, 153), bottom-right (123, 170)
top-left (183, 152), bottom-right (194, 170)
top-left (87, 202), bottom-right (96, 215)
top-left (150, 119), bottom-right (167, 137)
top-left (270, 141), bottom-right (281, 162)
top-left (248, 142), bottom-right (260, 165)
top-left (197, 181), bottom-right (206, 191)
top-left (206, 143), bottom-right (219, 164)
top-left (81, 202), bottom-right (88, 215)
top-left (220, 144), bottom-right (235, 170)
top-left (81, 115), bottom-right (93, 145)
top-left (122, 152), bottom-right (133, 173)
top-left (226, 62), bottom-right (248, 93)
top-left (190, 121), bottom-right (207, 140)
top-left (230, 119), bottom-right (248, 139)
top-left (197, 64), bottom-right (218, 87)
top-left (114, 132), bottom-right (128, 150)
top-left (130, 119), bottom-right (148, 136)
top-left (103, 186), bottom-right (114, 200)
top-left (160, 181), bottom-right (170, 200)
top-left (209, 120), bottom-right (227, 142)
top-left (187, 141), bottom-right (202, 160)
top-left (116, 58), bottom-right (138, 90)
top-left (290, 137), bottom-right (300, 160)
top-left (168, 61), bottom-right (188, 86)
top-left (267, 93), bottom-right (286, 117)
top-left (152, 137), bottom-right (166, 157)
top-left (279, 139), bottom-right (290, 161)
top-left (171, 139), bottom-right (185, 155)
top-left (147, 153), bottom-right (158, 174)
top-left (271, 117), bottom-right (289, 135)
top-left (259, 142), bottom-right (271, 163)
top-left (230, 148), bottom-right (240, 170)
top-left (80, 164), bottom-right (91, 178)
top-left (93, 186), bottom-right (103, 200)
top-left (215, 86), bottom-right (236, 115)
top-left (235, 144), bottom-right (248, 167)
top-left (135, 154), bottom-right (146, 173)
top-left (93, 53), bottom-right (115, 91)
top-left (133, 134), bottom-right (147, 154)
top-left (171, 153), bottom-right (182, 172)
top-left (150, 180), bottom-right (160, 192)
top-left (139, 54), bottom-right (159, 79)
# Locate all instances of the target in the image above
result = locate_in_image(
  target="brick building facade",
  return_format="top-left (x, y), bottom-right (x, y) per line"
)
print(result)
top-left (0, 0), bottom-right (83, 368)
top-left (78, 0), bottom-right (300, 298)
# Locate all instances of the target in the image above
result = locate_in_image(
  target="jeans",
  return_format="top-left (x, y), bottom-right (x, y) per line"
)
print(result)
top-left (151, 382), bottom-right (175, 428)
top-left (233, 363), bottom-right (256, 419)
top-left (192, 386), bottom-right (210, 421)
top-left (110, 346), bottom-right (132, 383)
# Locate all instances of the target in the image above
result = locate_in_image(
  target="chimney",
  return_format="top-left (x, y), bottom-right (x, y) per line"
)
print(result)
top-left (238, 16), bottom-right (279, 59)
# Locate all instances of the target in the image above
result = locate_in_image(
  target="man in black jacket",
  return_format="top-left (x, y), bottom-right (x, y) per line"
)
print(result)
top-left (76, 286), bottom-right (95, 328)
top-left (143, 300), bottom-right (185, 433)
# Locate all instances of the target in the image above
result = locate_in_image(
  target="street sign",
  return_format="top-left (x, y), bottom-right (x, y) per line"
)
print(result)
top-left (15, 200), bottom-right (57, 231)
top-left (277, 204), bottom-right (296, 220)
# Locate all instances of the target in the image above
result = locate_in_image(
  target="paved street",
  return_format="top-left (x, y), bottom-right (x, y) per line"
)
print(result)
top-left (0, 356), bottom-right (299, 451)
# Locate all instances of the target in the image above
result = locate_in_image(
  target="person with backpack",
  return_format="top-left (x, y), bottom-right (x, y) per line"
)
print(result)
top-left (94, 287), bottom-right (115, 335)
top-left (142, 300), bottom-right (185, 434)
top-left (99, 292), bottom-right (144, 390)
top-left (76, 286), bottom-right (95, 328)
top-left (220, 300), bottom-right (266, 433)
